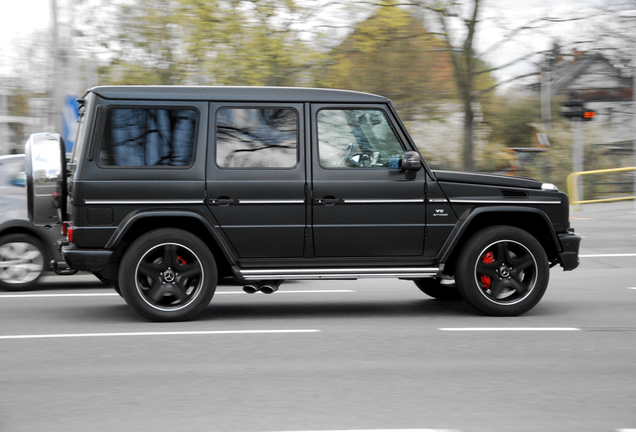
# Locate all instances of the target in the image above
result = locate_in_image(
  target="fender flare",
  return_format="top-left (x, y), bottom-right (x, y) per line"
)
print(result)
top-left (104, 209), bottom-right (238, 265)
top-left (435, 206), bottom-right (562, 265)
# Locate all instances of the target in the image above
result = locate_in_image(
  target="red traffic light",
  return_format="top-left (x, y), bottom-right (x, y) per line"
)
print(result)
top-left (583, 110), bottom-right (596, 121)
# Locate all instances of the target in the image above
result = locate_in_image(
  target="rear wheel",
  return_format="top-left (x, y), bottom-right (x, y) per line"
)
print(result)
top-left (119, 229), bottom-right (217, 321)
top-left (0, 234), bottom-right (46, 291)
top-left (414, 278), bottom-right (463, 301)
top-left (455, 226), bottom-right (549, 316)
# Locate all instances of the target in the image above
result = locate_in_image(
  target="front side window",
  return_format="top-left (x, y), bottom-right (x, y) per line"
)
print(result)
top-left (216, 108), bottom-right (298, 168)
top-left (98, 108), bottom-right (197, 167)
top-left (317, 109), bottom-right (404, 168)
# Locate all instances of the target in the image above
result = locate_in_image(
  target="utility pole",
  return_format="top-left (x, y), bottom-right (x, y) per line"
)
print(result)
top-left (541, 69), bottom-right (552, 131)
top-left (51, 0), bottom-right (62, 134)
top-left (572, 119), bottom-right (584, 200)
top-left (633, 24), bottom-right (636, 210)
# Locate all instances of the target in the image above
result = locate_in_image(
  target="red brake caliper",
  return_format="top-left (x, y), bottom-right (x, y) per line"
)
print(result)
top-left (480, 251), bottom-right (493, 289)
top-left (177, 256), bottom-right (187, 266)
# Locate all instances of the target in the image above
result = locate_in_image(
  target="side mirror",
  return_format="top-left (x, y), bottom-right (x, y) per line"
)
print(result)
top-left (401, 151), bottom-right (422, 172)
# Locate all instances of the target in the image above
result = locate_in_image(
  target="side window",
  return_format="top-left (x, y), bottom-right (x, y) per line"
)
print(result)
top-left (98, 108), bottom-right (197, 167)
top-left (317, 109), bottom-right (404, 168)
top-left (216, 108), bottom-right (298, 168)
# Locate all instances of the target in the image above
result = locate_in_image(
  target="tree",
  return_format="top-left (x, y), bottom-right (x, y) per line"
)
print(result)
top-left (99, 0), bottom-right (314, 86)
top-left (315, 1), bottom-right (459, 117)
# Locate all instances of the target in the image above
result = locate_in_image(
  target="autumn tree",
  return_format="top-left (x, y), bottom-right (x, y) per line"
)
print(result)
top-left (314, 2), bottom-right (458, 117)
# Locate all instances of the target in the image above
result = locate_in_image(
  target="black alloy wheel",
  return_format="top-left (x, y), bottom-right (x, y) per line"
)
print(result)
top-left (455, 226), bottom-right (549, 316)
top-left (119, 229), bottom-right (217, 321)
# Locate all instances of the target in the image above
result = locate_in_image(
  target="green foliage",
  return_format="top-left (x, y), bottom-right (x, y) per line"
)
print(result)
top-left (483, 94), bottom-right (542, 148)
top-left (7, 87), bottom-right (34, 151)
top-left (99, 0), bottom-right (313, 86)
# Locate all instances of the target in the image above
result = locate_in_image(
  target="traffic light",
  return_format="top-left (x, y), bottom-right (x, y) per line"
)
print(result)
top-left (561, 99), bottom-right (596, 121)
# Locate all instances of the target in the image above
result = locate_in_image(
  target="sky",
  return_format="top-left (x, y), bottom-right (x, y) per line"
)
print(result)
top-left (0, 0), bottom-right (50, 43)
top-left (0, 0), bottom-right (626, 85)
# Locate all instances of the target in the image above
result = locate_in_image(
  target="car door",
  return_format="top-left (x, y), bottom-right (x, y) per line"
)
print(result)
top-left (206, 103), bottom-right (307, 259)
top-left (310, 104), bottom-right (426, 257)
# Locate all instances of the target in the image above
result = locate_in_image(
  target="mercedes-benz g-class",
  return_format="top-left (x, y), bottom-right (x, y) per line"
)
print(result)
top-left (25, 86), bottom-right (581, 321)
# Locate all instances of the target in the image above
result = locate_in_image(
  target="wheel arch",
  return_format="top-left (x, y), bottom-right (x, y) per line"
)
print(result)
top-left (104, 211), bottom-right (236, 280)
top-left (0, 220), bottom-right (58, 263)
top-left (437, 207), bottom-right (561, 277)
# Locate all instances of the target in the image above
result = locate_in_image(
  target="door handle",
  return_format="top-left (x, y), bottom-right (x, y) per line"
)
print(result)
top-left (316, 197), bottom-right (341, 205)
top-left (209, 198), bottom-right (236, 206)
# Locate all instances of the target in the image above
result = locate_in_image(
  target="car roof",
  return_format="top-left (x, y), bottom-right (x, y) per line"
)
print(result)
top-left (88, 86), bottom-right (389, 104)
top-left (0, 154), bottom-right (25, 165)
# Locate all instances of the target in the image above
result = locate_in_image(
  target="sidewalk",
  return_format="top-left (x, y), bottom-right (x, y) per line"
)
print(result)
top-left (571, 199), bottom-right (636, 218)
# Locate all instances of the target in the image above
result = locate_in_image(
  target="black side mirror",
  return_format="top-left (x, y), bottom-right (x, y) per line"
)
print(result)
top-left (401, 151), bottom-right (422, 171)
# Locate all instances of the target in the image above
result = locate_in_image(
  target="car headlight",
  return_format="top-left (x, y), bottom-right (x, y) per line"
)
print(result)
top-left (541, 183), bottom-right (559, 191)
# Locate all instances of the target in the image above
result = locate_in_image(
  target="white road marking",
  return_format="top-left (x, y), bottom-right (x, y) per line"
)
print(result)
top-left (0, 329), bottom-right (320, 340)
top-left (269, 430), bottom-right (459, 432)
top-left (234, 290), bottom-right (356, 294)
top-left (628, 287), bottom-right (636, 290)
top-left (580, 253), bottom-right (636, 257)
top-left (0, 289), bottom-right (356, 299)
top-left (439, 327), bottom-right (581, 332)
top-left (0, 293), bottom-right (119, 298)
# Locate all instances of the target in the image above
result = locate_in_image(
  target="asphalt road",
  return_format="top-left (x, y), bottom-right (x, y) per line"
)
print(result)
top-left (0, 202), bottom-right (635, 432)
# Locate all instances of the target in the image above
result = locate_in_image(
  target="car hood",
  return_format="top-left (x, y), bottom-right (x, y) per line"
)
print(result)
top-left (432, 170), bottom-right (543, 190)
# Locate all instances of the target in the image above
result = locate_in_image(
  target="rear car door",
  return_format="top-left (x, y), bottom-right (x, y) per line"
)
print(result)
top-left (206, 103), bottom-right (306, 259)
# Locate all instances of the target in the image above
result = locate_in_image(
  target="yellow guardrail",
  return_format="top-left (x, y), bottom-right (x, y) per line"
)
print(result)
top-left (567, 167), bottom-right (635, 211)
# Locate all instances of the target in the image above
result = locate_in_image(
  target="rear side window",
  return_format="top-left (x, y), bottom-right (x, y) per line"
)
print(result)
top-left (98, 108), bottom-right (197, 167)
top-left (216, 108), bottom-right (298, 168)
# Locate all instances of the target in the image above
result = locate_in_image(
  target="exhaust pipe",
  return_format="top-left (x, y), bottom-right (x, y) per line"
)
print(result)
top-left (243, 283), bottom-right (261, 294)
top-left (259, 280), bottom-right (283, 294)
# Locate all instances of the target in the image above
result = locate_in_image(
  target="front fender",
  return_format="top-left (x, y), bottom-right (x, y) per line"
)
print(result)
top-left (436, 206), bottom-right (562, 265)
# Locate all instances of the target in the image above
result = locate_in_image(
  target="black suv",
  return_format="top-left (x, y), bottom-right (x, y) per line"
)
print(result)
top-left (25, 86), bottom-right (580, 321)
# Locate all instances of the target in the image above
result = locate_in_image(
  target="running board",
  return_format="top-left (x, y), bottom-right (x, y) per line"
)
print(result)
top-left (236, 267), bottom-right (440, 281)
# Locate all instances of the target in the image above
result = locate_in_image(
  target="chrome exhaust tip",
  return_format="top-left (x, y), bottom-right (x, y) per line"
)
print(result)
top-left (259, 280), bottom-right (283, 294)
top-left (243, 283), bottom-right (261, 294)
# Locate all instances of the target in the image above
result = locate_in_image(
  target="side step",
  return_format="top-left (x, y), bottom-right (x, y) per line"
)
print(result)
top-left (236, 267), bottom-right (439, 281)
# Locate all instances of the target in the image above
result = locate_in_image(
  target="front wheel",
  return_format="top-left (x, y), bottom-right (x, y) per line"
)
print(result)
top-left (119, 229), bottom-right (217, 321)
top-left (455, 226), bottom-right (549, 316)
top-left (0, 234), bottom-right (46, 291)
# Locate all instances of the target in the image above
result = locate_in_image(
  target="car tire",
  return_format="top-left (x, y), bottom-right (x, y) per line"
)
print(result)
top-left (118, 229), bottom-right (217, 322)
top-left (414, 278), bottom-right (463, 301)
top-left (455, 226), bottom-right (549, 316)
top-left (0, 233), bottom-right (47, 291)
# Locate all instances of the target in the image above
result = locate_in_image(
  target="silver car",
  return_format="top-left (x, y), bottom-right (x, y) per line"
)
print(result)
top-left (0, 154), bottom-right (66, 290)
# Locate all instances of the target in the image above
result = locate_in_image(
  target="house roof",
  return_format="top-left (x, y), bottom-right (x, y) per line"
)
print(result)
top-left (542, 54), bottom-right (633, 101)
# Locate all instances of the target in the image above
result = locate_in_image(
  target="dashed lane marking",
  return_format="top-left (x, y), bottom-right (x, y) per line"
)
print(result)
top-left (0, 329), bottom-right (320, 340)
top-left (267, 430), bottom-right (459, 432)
top-left (580, 253), bottom-right (636, 257)
top-left (439, 327), bottom-right (581, 332)
top-left (0, 290), bottom-right (356, 299)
